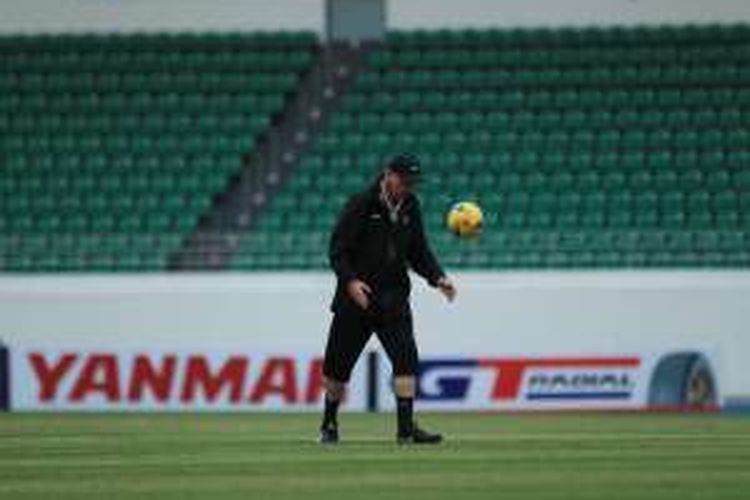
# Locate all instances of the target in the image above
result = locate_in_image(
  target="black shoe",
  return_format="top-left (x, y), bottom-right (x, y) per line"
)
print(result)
top-left (397, 424), bottom-right (442, 445)
top-left (320, 423), bottom-right (339, 444)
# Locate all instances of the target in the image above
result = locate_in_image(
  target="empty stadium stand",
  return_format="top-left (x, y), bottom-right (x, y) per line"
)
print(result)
top-left (2, 25), bottom-right (750, 271)
top-left (0, 31), bottom-right (316, 271)
top-left (231, 24), bottom-right (750, 270)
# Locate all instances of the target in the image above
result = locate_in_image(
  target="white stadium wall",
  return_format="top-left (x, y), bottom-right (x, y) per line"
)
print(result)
top-left (0, 273), bottom-right (748, 412)
top-left (0, 0), bottom-right (326, 34)
top-left (389, 0), bottom-right (750, 31)
top-left (2, 1), bottom-right (750, 413)
top-left (1, 0), bottom-right (750, 34)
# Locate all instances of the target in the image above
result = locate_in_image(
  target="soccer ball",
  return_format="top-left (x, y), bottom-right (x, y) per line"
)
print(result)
top-left (446, 201), bottom-right (483, 237)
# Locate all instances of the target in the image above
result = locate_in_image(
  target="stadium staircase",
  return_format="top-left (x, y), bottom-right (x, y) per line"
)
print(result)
top-left (170, 41), bottom-right (374, 270)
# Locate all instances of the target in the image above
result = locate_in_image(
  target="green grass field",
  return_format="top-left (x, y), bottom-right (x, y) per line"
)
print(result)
top-left (1, 413), bottom-right (749, 499)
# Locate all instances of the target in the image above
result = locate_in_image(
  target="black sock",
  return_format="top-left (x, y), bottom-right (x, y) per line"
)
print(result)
top-left (322, 397), bottom-right (340, 429)
top-left (396, 397), bottom-right (414, 436)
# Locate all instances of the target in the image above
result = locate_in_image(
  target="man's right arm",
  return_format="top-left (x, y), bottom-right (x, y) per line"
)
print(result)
top-left (329, 196), bottom-right (373, 309)
top-left (329, 196), bottom-right (362, 285)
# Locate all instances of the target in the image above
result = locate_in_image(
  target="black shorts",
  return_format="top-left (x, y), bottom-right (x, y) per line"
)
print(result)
top-left (323, 299), bottom-right (419, 382)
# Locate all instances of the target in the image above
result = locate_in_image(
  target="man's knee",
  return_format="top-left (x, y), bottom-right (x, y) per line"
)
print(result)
top-left (393, 375), bottom-right (416, 398)
top-left (324, 377), bottom-right (347, 401)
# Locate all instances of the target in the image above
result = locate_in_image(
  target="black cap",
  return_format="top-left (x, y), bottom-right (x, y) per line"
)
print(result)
top-left (387, 152), bottom-right (421, 178)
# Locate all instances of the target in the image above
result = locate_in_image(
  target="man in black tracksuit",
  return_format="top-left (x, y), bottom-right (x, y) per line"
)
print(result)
top-left (320, 153), bottom-right (456, 444)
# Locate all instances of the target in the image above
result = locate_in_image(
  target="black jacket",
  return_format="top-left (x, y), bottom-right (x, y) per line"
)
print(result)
top-left (329, 179), bottom-right (445, 313)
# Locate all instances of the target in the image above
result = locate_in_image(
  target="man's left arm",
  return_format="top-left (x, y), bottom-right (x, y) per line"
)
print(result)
top-left (407, 200), bottom-right (456, 301)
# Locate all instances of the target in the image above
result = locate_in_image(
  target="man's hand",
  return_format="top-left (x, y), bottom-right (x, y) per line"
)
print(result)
top-left (437, 276), bottom-right (456, 302)
top-left (347, 279), bottom-right (372, 310)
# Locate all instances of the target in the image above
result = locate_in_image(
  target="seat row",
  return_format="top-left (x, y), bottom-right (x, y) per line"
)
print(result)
top-left (385, 24), bottom-right (750, 48)
top-left (369, 45), bottom-right (750, 69)
top-left (0, 93), bottom-right (285, 112)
